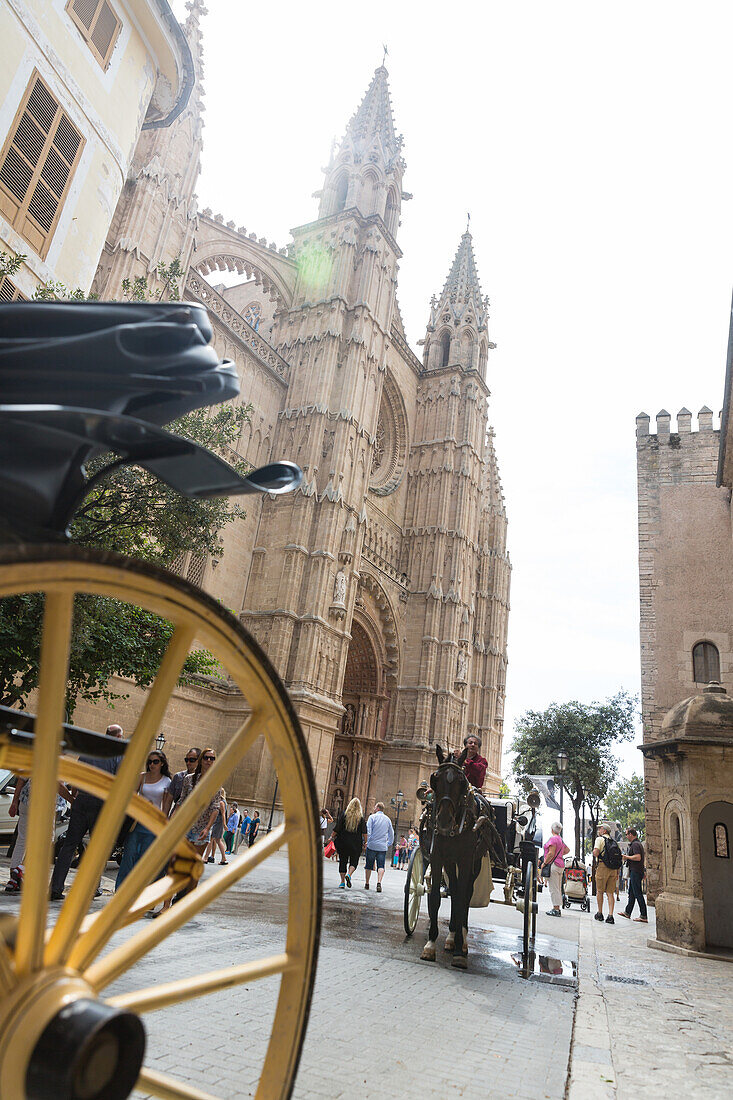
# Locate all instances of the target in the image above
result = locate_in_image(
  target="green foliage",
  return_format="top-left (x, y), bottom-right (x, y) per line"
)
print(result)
top-left (498, 777), bottom-right (513, 798)
top-left (0, 250), bottom-right (24, 282)
top-left (510, 692), bottom-right (636, 856)
top-left (605, 774), bottom-right (645, 837)
top-left (0, 260), bottom-right (251, 716)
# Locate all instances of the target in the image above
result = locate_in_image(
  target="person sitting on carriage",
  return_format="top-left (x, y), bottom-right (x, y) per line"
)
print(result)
top-left (456, 734), bottom-right (488, 789)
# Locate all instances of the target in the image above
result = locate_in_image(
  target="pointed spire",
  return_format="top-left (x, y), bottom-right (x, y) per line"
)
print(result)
top-left (340, 66), bottom-right (402, 164)
top-left (184, 0), bottom-right (207, 99)
top-left (439, 228), bottom-right (483, 309)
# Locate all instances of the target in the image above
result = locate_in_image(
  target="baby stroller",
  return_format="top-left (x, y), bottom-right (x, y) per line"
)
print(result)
top-left (562, 857), bottom-right (590, 911)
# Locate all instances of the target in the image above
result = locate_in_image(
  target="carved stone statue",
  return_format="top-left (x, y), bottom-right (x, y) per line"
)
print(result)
top-left (342, 703), bottom-right (355, 736)
top-left (456, 649), bottom-right (468, 682)
top-left (335, 754), bottom-right (349, 785)
top-left (333, 569), bottom-right (347, 606)
top-left (332, 788), bottom-right (345, 817)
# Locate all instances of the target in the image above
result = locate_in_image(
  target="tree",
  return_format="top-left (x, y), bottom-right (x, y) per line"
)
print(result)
top-left (498, 777), bottom-right (513, 798)
top-left (0, 252), bottom-right (252, 716)
top-left (510, 692), bottom-right (636, 858)
top-left (605, 774), bottom-right (645, 838)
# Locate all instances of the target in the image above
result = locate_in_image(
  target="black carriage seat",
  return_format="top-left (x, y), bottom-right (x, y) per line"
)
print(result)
top-left (0, 302), bottom-right (302, 539)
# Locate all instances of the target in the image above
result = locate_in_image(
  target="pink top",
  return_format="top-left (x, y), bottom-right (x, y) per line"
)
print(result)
top-left (543, 835), bottom-right (565, 868)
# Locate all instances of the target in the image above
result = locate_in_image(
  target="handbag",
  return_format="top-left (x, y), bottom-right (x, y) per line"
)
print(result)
top-left (323, 839), bottom-right (336, 858)
top-left (541, 838), bottom-right (560, 878)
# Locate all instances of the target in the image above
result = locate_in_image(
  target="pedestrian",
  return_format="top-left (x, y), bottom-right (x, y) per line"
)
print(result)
top-left (248, 810), bottom-right (260, 846)
top-left (5, 778), bottom-right (71, 894)
top-left (540, 822), bottom-right (570, 917)
top-left (170, 747), bottom-right (201, 806)
top-left (398, 836), bottom-right (409, 868)
top-left (407, 828), bottom-right (419, 855)
top-left (224, 802), bottom-right (241, 853)
top-left (204, 790), bottom-right (228, 865)
top-left (236, 809), bottom-right (251, 854)
top-left (115, 750), bottom-right (173, 889)
top-left (319, 807), bottom-right (333, 847)
top-left (178, 747), bottom-right (225, 859)
top-left (364, 801), bottom-right (394, 893)
top-left (50, 724), bottom-right (124, 902)
top-left (332, 797), bottom-right (367, 888)
top-left (592, 822), bottom-right (623, 924)
top-left (619, 827), bottom-right (648, 923)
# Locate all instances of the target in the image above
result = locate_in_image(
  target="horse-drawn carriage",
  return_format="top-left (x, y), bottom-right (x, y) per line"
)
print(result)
top-left (404, 748), bottom-right (542, 966)
top-left (0, 302), bottom-right (320, 1100)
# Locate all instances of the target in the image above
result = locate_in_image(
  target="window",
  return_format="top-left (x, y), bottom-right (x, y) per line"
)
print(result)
top-left (440, 329), bottom-right (451, 367)
top-left (0, 274), bottom-right (26, 301)
top-left (243, 302), bottom-right (261, 331)
top-left (692, 641), bottom-right (720, 684)
top-left (334, 174), bottom-right (348, 214)
top-left (714, 823), bottom-right (729, 859)
top-left (0, 73), bottom-right (84, 260)
top-left (66, 0), bottom-right (121, 70)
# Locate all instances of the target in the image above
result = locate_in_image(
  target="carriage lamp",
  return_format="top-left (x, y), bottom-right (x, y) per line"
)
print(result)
top-left (391, 791), bottom-right (408, 858)
top-left (155, 732), bottom-right (166, 752)
top-left (556, 750), bottom-right (568, 829)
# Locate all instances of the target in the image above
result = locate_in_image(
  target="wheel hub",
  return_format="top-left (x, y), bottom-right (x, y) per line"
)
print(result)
top-left (0, 971), bottom-right (145, 1100)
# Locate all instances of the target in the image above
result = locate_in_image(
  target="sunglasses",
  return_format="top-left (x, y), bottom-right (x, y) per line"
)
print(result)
top-left (184, 756), bottom-right (198, 763)
top-left (147, 758), bottom-right (163, 766)
top-left (202, 755), bottom-right (216, 762)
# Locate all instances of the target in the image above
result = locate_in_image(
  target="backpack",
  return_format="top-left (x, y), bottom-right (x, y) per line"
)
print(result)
top-left (599, 836), bottom-right (623, 869)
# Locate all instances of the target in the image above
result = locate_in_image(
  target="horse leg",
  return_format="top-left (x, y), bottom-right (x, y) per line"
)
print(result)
top-left (421, 854), bottom-right (442, 962)
top-left (444, 859), bottom-right (460, 952)
top-left (452, 850), bottom-right (473, 970)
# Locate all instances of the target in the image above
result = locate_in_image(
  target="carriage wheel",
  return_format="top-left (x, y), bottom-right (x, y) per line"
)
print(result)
top-left (0, 547), bottom-right (321, 1100)
top-left (522, 861), bottom-right (537, 957)
top-left (403, 847), bottom-right (425, 936)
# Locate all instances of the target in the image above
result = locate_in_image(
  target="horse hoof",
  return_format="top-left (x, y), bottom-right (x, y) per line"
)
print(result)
top-left (420, 945), bottom-right (436, 962)
top-left (445, 933), bottom-right (455, 952)
top-left (452, 954), bottom-right (468, 970)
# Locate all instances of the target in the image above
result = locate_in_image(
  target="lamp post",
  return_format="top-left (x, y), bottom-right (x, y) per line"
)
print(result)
top-left (390, 790), bottom-right (407, 860)
top-left (556, 749), bottom-right (568, 830)
top-left (267, 778), bottom-right (279, 834)
top-left (154, 732), bottom-right (166, 753)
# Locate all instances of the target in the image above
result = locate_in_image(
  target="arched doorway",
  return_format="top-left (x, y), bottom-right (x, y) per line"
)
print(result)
top-left (699, 800), bottom-right (733, 950)
top-left (327, 617), bottom-right (389, 815)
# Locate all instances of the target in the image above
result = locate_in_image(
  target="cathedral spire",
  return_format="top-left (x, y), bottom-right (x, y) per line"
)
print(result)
top-left (184, 0), bottom-right (207, 106)
top-left (423, 228), bottom-right (492, 377)
top-left (341, 65), bottom-right (402, 164)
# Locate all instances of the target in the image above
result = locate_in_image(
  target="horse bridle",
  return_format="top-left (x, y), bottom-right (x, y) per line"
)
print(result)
top-left (430, 762), bottom-right (472, 838)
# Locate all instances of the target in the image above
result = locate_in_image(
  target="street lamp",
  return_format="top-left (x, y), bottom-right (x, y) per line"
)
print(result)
top-left (390, 790), bottom-right (407, 859)
top-left (556, 749), bottom-right (568, 830)
top-left (154, 732), bottom-right (166, 752)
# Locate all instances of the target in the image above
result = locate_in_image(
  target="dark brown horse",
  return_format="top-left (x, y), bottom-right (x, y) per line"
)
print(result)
top-left (419, 745), bottom-right (498, 969)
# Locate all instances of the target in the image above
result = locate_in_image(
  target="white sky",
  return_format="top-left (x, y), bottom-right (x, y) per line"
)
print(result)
top-left (177, 1), bottom-right (733, 782)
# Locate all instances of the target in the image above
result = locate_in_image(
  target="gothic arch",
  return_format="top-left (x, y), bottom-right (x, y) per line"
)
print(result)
top-left (358, 570), bottom-right (400, 689)
top-left (194, 218), bottom-right (297, 306)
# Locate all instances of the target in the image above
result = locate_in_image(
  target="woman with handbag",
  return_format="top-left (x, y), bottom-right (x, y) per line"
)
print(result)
top-left (332, 797), bottom-right (367, 889)
top-left (540, 822), bottom-right (569, 917)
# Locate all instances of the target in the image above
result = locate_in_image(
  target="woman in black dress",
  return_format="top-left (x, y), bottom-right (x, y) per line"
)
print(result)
top-left (332, 797), bottom-right (367, 889)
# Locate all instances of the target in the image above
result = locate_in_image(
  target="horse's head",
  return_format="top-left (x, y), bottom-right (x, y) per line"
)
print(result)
top-left (430, 746), bottom-right (470, 836)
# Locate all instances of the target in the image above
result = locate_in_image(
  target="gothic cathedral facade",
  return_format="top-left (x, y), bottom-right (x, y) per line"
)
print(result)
top-left (91, 3), bottom-right (510, 825)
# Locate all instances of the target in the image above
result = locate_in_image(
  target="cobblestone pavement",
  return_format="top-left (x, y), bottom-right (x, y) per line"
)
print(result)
top-left (2, 848), bottom-right (730, 1099)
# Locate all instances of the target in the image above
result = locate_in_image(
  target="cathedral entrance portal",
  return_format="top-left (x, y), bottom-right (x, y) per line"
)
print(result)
top-left (328, 617), bottom-right (389, 817)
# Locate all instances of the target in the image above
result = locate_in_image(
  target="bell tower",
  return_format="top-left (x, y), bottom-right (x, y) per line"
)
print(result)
top-left (241, 67), bottom-right (408, 800)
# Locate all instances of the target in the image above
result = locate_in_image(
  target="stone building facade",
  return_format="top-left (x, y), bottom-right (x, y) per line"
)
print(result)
top-left (636, 406), bottom-right (733, 898)
top-left (84, 3), bottom-right (511, 827)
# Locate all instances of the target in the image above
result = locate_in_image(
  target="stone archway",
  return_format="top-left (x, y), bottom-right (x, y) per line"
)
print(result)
top-left (327, 615), bottom-right (390, 816)
top-left (194, 214), bottom-right (297, 305)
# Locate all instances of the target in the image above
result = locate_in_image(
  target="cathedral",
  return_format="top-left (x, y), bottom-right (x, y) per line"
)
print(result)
top-left (89, 1), bottom-right (511, 824)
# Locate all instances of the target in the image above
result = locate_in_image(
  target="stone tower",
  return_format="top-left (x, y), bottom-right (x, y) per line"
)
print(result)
top-left (388, 229), bottom-right (509, 785)
top-left (240, 66), bottom-right (407, 798)
top-left (91, 0), bottom-right (206, 297)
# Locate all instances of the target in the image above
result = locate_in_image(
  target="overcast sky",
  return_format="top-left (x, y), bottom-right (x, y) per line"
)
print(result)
top-left (178, 1), bottom-right (733, 781)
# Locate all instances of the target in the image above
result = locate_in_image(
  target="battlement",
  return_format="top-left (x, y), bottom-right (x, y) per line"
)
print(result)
top-left (636, 406), bottom-right (720, 439)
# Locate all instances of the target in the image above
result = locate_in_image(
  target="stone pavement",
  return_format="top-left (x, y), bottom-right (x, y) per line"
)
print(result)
top-left (1, 848), bottom-right (731, 1098)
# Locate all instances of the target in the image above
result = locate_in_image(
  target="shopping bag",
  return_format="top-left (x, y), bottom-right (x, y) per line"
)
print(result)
top-left (323, 840), bottom-right (336, 858)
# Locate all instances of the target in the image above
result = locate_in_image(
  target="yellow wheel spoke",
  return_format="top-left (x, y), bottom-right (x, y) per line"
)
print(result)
top-left (0, 945), bottom-right (14, 995)
top-left (69, 711), bottom-right (264, 972)
top-left (136, 1068), bottom-right (221, 1100)
top-left (86, 823), bottom-right (290, 991)
top-left (46, 624), bottom-right (196, 966)
top-left (16, 591), bottom-right (73, 977)
top-left (108, 952), bottom-right (294, 1015)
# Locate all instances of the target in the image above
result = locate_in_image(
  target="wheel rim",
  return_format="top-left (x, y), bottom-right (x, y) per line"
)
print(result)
top-left (403, 849), bottom-right (424, 936)
top-left (0, 547), bottom-right (322, 1100)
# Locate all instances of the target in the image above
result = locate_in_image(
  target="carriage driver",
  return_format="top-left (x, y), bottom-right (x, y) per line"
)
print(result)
top-left (456, 735), bottom-right (488, 789)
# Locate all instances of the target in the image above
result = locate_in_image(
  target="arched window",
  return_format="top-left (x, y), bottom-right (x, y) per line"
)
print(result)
top-left (385, 190), bottom-right (398, 235)
top-left (461, 331), bottom-right (474, 367)
top-left (440, 330), bottom-right (451, 368)
top-left (714, 822), bottom-right (730, 859)
top-left (671, 812), bottom-right (682, 853)
top-left (692, 641), bottom-right (720, 683)
top-left (243, 302), bottom-right (261, 331)
top-left (360, 171), bottom-right (378, 216)
top-left (334, 174), bottom-right (348, 213)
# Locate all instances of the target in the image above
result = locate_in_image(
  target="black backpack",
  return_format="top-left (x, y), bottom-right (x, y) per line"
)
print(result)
top-left (599, 836), bottom-right (623, 869)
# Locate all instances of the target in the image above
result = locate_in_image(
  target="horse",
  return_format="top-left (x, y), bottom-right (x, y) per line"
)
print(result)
top-left (419, 744), bottom-right (501, 970)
